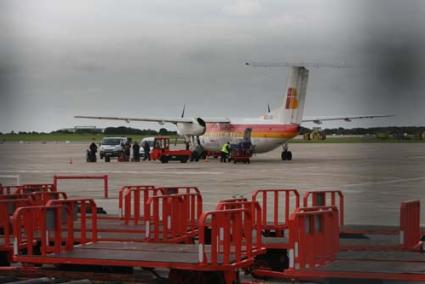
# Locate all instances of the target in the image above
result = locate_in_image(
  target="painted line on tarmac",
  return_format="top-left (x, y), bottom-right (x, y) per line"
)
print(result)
top-left (343, 176), bottom-right (425, 188)
top-left (0, 169), bottom-right (222, 175)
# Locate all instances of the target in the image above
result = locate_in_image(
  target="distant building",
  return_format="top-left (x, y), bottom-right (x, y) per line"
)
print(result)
top-left (58, 126), bottom-right (104, 133)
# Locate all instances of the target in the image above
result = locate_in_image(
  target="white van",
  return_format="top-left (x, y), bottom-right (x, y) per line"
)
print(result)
top-left (99, 137), bottom-right (128, 159)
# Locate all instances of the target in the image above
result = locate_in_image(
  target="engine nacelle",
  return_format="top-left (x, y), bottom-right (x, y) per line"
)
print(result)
top-left (176, 118), bottom-right (206, 136)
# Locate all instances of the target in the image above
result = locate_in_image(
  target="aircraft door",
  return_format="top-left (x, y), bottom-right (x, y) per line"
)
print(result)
top-left (243, 128), bottom-right (252, 143)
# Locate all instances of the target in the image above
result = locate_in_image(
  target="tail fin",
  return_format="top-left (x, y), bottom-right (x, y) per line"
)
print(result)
top-left (278, 66), bottom-right (309, 124)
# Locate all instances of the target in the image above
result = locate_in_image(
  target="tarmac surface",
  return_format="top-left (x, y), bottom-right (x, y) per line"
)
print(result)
top-left (1, 142), bottom-right (425, 226)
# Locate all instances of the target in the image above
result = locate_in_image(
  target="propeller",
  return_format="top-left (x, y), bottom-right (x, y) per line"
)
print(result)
top-left (267, 104), bottom-right (271, 113)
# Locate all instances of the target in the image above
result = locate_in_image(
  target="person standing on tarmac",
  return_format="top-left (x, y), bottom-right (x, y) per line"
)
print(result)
top-left (220, 141), bottom-right (230, 163)
top-left (89, 140), bottom-right (97, 155)
top-left (132, 141), bottom-right (140, 162)
top-left (88, 140), bottom-right (98, 162)
top-left (143, 141), bottom-right (151, 161)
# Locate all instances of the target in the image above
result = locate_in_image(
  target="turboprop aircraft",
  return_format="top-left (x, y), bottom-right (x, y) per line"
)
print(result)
top-left (75, 65), bottom-right (391, 161)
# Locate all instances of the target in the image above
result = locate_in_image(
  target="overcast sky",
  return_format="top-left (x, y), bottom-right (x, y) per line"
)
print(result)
top-left (1, 0), bottom-right (425, 132)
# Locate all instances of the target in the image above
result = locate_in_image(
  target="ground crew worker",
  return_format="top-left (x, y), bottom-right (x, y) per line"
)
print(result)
top-left (220, 141), bottom-right (230, 163)
top-left (143, 141), bottom-right (151, 161)
top-left (87, 140), bottom-right (97, 162)
top-left (132, 142), bottom-right (140, 162)
top-left (89, 141), bottom-right (97, 155)
top-left (124, 141), bottom-right (131, 161)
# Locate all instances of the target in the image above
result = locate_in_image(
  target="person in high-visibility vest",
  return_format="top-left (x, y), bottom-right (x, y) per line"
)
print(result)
top-left (220, 142), bottom-right (230, 163)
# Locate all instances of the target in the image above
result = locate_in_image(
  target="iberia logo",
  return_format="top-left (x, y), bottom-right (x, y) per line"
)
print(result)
top-left (285, 87), bottom-right (298, 109)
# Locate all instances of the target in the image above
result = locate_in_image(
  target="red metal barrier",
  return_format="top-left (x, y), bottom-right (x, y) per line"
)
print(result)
top-left (0, 199), bottom-right (32, 248)
top-left (287, 206), bottom-right (340, 270)
top-left (400, 200), bottom-right (421, 250)
top-left (16, 184), bottom-right (56, 195)
top-left (46, 198), bottom-right (98, 244)
top-left (30, 192), bottom-right (68, 206)
top-left (53, 175), bottom-right (108, 198)
top-left (0, 186), bottom-right (23, 195)
top-left (199, 208), bottom-right (261, 268)
top-left (216, 197), bottom-right (248, 204)
top-left (0, 194), bottom-right (30, 201)
top-left (303, 190), bottom-right (344, 226)
top-left (251, 189), bottom-right (300, 235)
top-left (145, 193), bottom-right (203, 242)
top-left (118, 185), bottom-right (157, 224)
top-left (158, 186), bottom-right (200, 195)
top-left (12, 204), bottom-right (76, 257)
top-left (216, 200), bottom-right (262, 249)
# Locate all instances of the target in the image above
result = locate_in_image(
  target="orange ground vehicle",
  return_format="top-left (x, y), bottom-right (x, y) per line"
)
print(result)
top-left (151, 136), bottom-right (192, 163)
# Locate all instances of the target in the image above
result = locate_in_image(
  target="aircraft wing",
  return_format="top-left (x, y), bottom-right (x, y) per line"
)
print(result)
top-left (74, 115), bottom-right (230, 124)
top-left (301, 114), bottom-right (394, 125)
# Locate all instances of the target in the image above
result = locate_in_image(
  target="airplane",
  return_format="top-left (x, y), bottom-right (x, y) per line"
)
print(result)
top-left (75, 65), bottom-right (392, 161)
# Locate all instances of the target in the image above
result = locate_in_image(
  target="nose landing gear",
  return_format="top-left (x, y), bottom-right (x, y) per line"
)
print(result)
top-left (281, 143), bottom-right (292, 161)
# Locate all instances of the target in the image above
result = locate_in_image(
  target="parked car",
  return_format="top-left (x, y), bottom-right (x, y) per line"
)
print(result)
top-left (99, 137), bottom-right (129, 161)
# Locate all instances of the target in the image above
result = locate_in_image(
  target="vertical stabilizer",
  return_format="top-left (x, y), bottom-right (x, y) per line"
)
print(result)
top-left (277, 66), bottom-right (309, 124)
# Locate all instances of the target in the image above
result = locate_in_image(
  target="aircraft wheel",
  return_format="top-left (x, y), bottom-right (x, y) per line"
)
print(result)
top-left (281, 151), bottom-right (287, 161)
top-left (287, 151), bottom-right (292, 161)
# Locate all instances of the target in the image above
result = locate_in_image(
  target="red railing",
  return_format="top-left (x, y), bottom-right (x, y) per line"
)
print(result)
top-left (0, 194), bottom-right (30, 201)
top-left (145, 193), bottom-right (203, 242)
top-left (251, 189), bottom-right (300, 234)
top-left (53, 175), bottom-right (108, 198)
top-left (303, 190), bottom-right (344, 226)
top-left (216, 197), bottom-right (248, 204)
top-left (16, 184), bottom-right (56, 195)
top-left (288, 206), bottom-right (340, 270)
top-left (118, 185), bottom-right (157, 224)
top-left (400, 200), bottom-right (421, 250)
top-left (46, 198), bottom-right (98, 244)
top-left (198, 208), bottom-right (258, 267)
top-left (215, 200), bottom-right (262, 248)
top-left (30, 191), bottom-right (68, 206)
top-left (0, 186), bottom-right (23, 195)
top-left (0, 198), bottom-right (32, 247)
top-left (158, 186), bottom-right (201, 195)
top-left (13, 205), bottom-right (74, 257)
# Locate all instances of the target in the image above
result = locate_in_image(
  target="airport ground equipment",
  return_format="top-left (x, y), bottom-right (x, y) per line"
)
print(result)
top-left (0, 192), bottom-right (68, 265)
top-left (251, 195), bottom-right (425, 282)
top-left (150, 136), bottom-right (192, 163)
top-left (17, 184), bottom-right (57, 195)
top-left (1, 184), bottom-right (56, 196)
top-left (119, 186), bottom-right (200, 224)
top-left (303, 127), bottom-right (326, 140)
top-left (251, 189), bottom-right (300, 237)
top-left (303, 190), bottom-right (344, 226)
top-left (229, 142), bottom-right (253, 164)
top-left (4, 184), bottom-right (425, 283)
top-left (0, 186), bottom-right (22, 195)
top-left (12, 201), bottom-right (261, 284)
top-left (53, 175), bottom-right (109, 198)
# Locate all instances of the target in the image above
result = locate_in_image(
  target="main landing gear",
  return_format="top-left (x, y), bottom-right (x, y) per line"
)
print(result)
top-left (281, 143), bottom-right (292, 161)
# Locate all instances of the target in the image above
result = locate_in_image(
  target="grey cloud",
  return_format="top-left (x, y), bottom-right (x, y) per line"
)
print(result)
top-left (0, 0), bottom-right (424, 132)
